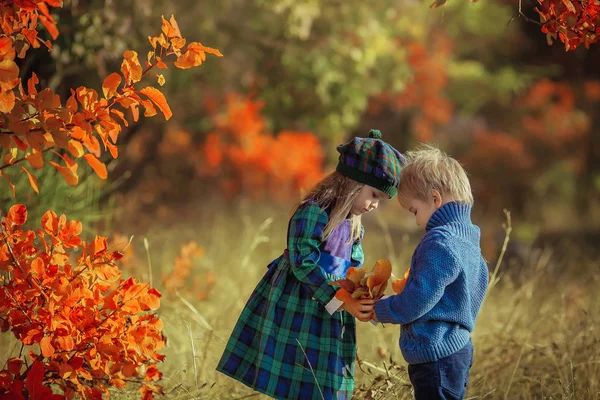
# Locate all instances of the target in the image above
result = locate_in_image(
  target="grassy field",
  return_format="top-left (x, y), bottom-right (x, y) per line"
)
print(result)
top-left (3, 204), bottom-right (598, 399)
top-left (110, 202), bottom-right (598, 400)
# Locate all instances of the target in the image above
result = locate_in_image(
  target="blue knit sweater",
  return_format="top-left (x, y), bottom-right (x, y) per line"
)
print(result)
top-left (374, 202), bottom-right (488, 364)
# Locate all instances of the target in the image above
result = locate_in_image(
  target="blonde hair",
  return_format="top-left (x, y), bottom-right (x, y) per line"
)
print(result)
top-left (293, 171), bottom-right (363, 242)
top-left (398, 144), bottom-right (474, 206)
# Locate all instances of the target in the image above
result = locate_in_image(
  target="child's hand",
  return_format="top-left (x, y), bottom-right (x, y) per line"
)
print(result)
top-left (372, 309), bottom-right (380, 323)
top-left (341, 297), bottom-right (375, 322)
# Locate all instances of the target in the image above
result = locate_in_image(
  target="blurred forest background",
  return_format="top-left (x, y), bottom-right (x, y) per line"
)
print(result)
top-left (2, 0), bottom-right (600, 398)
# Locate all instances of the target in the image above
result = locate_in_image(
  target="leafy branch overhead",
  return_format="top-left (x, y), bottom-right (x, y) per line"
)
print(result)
top-left (0, 3), bottom-right (222, 195)
top-left (430, 0), bottom-right (600, 51)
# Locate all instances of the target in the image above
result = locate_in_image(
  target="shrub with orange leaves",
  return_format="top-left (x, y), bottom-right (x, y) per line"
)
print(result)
top-left (0, 1), bottom-right (222, 196)
top-left (199, 93), bottom-right (326, 201)
top-left (0, 204), bottom-right (164, 399)
top-left (330, 259), bottom-right (393, 301)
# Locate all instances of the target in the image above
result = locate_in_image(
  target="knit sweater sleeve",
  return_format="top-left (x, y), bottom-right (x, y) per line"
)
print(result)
top-left (374, 235), bottom-right (460, 325)
top-left (287, 202), bottom-right (337, 306)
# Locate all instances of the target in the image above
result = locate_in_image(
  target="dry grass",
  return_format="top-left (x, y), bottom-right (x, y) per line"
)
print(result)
top-left (83, 206), bottom-right (600, 399)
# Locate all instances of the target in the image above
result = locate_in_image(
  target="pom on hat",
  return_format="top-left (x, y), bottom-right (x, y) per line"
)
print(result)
top-left (369, 129), bottom-right (382, 139)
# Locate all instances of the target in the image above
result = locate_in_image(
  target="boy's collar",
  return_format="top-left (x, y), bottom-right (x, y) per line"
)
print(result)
top-left (426, 202), bottom-right (472, 232)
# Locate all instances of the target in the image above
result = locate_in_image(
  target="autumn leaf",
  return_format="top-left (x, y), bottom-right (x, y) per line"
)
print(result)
top-left (391, 268), bottom-right (410, 294)
top-left (0, 60), bottom-right (19, 90)
top-left (102, 72), bottom-right (121, 100)
top-left (83, 153), bottom-right (108, 179)
top-left (6, 204), bottom-right (27, 226)
top-left (121, 50), bottom-right (143, 85)
top-left (0, 87), bottom-right (16, 113)
top-left (140, 87), bottom-right (172, 120)
top-left (40, 337), bottom-right (55, 357)
top-left (48, 156), bottom-right (78, 186)
top-left (161, 15), bottom-right (182, 39)
top-left (20, 166), bottom-right (40, 194)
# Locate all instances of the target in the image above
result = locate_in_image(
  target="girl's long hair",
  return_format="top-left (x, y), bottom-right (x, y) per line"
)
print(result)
top-left (293, 171), bottom-right (364, 242)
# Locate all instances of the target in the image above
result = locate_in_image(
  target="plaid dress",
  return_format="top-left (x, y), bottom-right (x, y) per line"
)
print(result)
top-left (217, 201), bottom-right (364, 399)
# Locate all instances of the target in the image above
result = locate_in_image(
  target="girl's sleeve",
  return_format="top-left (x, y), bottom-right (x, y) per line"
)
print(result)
top-left (351, 225), bottom-right (365, 267)
top-left (287, 202), bottom-right (338, 308)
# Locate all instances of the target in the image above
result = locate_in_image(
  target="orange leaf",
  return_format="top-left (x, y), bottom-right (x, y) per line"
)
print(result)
top-left (20, 166), bottom-right (39, 194)
top-left (83, 154), bottom-right (107, 179)
top-left (49, 160), bottom-right (78, 186)
top-left (391, 268), bottom-right (410, 294)
top-left (27, 72), bottom-right (39, 96)
top-left (161, 15), bottom-right (182, 39)
top-left (0, 87), bottom-right (16, 113)
top-left (138, 288), bottom-right (161, 311)
top-left (0, 60), bottom-right (19, 89)
top-left (140, 99), bottom-right (157, 117)
top-left (121, 50), bottom-right (143, 85)
top-left (110, 378), bottom-right (127, 389)
top-left (102, 72), bottom-right (121, 100)
top-left (6, 204), bottom-right (27, 226)
top-left (25, 150), bottom-right (44, 169)
top-left (140, 87), bottom-right (172, 120)
top-left (42, 210), bottom-right (59, 234)
top-left (31, 257), bottom-right (45, 277)
top-left (40, 337), bottom-right (55, 357)
top-left (346, 267), bottom-right (365, 286)
top-left (40, 15), bottom-right (59, 40)
top-left (98, 264), bottom-right (121, 282)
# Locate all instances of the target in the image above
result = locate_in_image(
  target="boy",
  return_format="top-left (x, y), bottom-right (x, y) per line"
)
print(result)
top-left (373, 144), bottom-right (488, 400)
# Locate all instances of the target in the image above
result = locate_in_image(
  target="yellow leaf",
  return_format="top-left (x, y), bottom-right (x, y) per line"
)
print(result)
top-left (157, 74), bottom-right (165, 86)
top-left (140, 87), bottom-right (172, 120)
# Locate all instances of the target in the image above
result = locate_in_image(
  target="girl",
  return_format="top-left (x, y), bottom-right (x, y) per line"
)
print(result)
top-left (217, 129), bottom-right (405, 399)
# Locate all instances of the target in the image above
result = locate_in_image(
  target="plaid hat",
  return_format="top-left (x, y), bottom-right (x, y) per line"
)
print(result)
top-left (336, 129), bottom-right (405, 198)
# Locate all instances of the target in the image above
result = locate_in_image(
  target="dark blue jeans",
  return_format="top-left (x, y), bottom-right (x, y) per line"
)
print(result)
top-left (408, 341), bottom-right (474, 400)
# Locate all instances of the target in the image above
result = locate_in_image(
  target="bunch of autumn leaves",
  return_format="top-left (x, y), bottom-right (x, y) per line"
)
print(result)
top-left (330, 259), bottom-right (410, 301)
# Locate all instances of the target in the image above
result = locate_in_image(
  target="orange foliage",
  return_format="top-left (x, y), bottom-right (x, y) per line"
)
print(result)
top-left (200, 93), bottom-right (326, 201)
top-left (0, 204), bottom-right (164, 399)
top-left (369, 36), bottom-right (453, 142)
top-left (330, 259), bottom-right (392, 300)
top-left (536, 0), bottom-right (600, 50)
top-left (162, 241), bottom-right (215, 301)
top-left (0, 4), bottom-right (222, 195)
top-left (518, 79), bottom-right (589, 151)
top-left (391, 268), bottom-right (411, 294)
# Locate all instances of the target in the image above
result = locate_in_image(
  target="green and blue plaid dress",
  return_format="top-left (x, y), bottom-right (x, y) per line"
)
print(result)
top-left (217, 201), bottom-right (364, 399)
